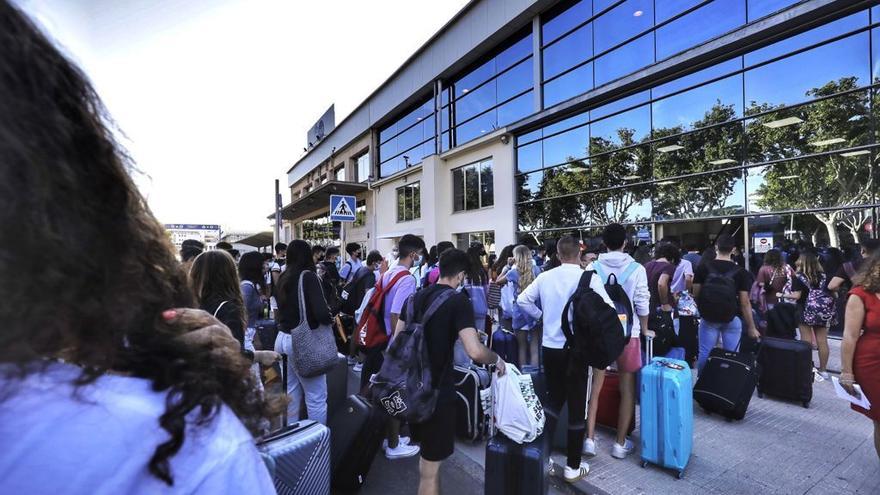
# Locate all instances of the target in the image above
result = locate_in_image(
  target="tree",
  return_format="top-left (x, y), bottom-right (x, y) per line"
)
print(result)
top-left (651, 103), bottom-right (745, 220)
top-left (752, 77), bottom-right (872, 247)
top-left (585, 128), bottom-right (652, 225)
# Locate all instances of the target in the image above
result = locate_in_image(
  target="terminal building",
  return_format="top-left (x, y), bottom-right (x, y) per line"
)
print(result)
top-left (275, 0), bottom-right (879, 262)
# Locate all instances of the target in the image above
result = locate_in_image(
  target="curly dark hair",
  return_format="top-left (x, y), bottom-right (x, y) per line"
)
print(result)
top-left (0, 1), bottom-right (277, 486)
top-left (854, 251), bottom-right (880, 293)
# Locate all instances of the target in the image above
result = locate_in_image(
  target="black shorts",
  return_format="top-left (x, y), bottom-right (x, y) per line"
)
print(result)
top-left (410, 400), bottom-right (455, 462)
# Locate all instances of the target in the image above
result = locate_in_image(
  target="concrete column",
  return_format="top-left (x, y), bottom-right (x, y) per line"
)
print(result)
top-left (421, 155), bottom-right (440, 247)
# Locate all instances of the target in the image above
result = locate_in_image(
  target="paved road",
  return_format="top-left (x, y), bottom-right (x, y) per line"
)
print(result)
top-left (343, 338), bottom-right (878, 494)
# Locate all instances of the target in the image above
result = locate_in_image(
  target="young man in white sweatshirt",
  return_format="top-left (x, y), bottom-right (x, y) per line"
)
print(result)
top-left (587, 224), bottom-right (653, 460)
top-left (517, 236), bottom-right (614, 483)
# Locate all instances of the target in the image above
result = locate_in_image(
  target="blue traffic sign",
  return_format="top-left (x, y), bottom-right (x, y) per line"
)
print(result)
top-left (330, 195), bottom-right (357, 222)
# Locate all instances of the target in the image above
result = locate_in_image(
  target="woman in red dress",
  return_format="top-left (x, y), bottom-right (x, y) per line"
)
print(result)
top-left (842, 252), bottom-right (880, 459)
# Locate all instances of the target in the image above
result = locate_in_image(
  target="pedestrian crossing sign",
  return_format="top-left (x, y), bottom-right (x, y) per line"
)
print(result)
top-left (330, 195), bottom-right (357, 222)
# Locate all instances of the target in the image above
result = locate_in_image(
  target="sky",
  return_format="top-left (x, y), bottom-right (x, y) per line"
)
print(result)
top-left (16, 0), bottom-right (469, 233)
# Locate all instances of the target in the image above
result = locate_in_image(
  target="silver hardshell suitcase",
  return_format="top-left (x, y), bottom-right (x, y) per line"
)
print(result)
top-left (258, 354), bottom-right (331, 494)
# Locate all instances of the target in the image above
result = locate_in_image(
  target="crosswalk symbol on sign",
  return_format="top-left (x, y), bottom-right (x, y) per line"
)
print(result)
top-left (330, 195), bottom-right (356, 221)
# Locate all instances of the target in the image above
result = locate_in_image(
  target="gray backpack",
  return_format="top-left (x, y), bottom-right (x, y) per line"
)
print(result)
top-left (369, 288), bottom-right (455, 423)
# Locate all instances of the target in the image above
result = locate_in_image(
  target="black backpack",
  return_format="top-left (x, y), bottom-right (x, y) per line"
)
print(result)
top-left (370, 288), bottom-right (454, 424)
top-left (561, 271), bottom-right (627, 369)
top-left (339, 266), bottom-right (372, 316)
top-left (697, 265), bottom-right (740, 323)
top-left (593, 262), bottom-right (639, 338)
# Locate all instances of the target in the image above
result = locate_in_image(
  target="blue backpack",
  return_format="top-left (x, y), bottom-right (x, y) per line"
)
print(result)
top-left (370, 288), bottom-right (454, 423)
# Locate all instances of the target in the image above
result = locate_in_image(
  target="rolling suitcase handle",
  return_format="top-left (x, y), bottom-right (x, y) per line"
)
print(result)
top-left (646, 334), bottom-right (654, 362)
top-left (281, 353), bottom-right (288, 427)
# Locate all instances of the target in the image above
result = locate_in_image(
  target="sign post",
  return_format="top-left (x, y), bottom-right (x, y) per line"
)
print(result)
top-left (330, 195), bottom-right (357, 251)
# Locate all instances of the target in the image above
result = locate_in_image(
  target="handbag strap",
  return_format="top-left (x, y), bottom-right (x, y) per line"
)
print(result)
top-left (297, 272), bottom-right (308, 328)
top-left (213, 300), bottom-right (229, 318)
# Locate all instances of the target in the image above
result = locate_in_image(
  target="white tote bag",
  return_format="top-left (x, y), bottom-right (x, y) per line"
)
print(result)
top-left (493, 365), bottom-right (542, 444)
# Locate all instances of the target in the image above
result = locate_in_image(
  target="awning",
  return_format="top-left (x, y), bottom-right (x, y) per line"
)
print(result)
top-left (235, 231), bottom-right (274, 248)
top-left (377, 227), bottom-right (424, 239)
top-left (268, 180), bottom-right (369, 221)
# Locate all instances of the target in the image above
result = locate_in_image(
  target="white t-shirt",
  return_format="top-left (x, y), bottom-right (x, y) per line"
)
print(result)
top-left (517, 263), bottom-right (614, 349)
top-left (0, 362), bottom-right (275, 495)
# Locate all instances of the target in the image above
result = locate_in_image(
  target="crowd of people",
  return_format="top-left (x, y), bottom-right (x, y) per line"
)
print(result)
top-left (1, 2), bottom-right (878, 494)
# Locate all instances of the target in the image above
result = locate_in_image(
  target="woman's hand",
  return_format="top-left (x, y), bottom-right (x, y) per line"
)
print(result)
top-left (164, 308), bottom-right (241, 361)
top-left (840, 372), bottom-right (858, 397)
top-left (254, 350), bottom-right (281, 367)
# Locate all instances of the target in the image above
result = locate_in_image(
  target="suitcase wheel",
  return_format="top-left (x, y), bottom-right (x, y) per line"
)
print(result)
top-left (641, 461), bottom-right (648, 468)
top-left (757, 391), bottom-right (764, 399)
top-left (677, 470), bottom-right (685, 480)
top-left (725, 417), bottom-right (732, 423)
top-left (802, 401), bottom-right (810, 409)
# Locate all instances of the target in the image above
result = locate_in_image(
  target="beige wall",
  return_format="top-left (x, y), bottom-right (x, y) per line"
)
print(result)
top-left (370, 129), bottom-right (516, 254)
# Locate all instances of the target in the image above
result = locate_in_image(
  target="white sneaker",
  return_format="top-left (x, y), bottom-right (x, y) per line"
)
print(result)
top-left (582, 438), bottom-right (597, 457)
top-left (818, 370), bottom-right (830, 380)
top-left (611, 439), bottom-right (634, 459)
top-left (353, 363), bottom-right (363, 373)
top-left (563, 462), bottom-right (590, 483)
top-left (382, 436), bottom-right (410, 451)
top-left (385, 443), bottom-right (420, 460)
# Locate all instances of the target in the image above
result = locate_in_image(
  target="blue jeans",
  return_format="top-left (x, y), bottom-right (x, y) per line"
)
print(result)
top-left (697, 317), bottom-right (742, 373)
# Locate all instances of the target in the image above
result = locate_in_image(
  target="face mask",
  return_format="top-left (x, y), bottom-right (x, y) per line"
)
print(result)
top-left (413, 254), bottom-right (423, 268)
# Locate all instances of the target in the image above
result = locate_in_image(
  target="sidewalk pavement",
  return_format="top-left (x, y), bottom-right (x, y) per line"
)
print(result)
top-left (353, 338), bottom-right (879, 494)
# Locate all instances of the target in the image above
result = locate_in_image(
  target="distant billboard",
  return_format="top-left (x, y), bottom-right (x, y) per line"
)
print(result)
top-left (307, 104), bottom-right (335, 148)
top-left (165, 224), bottom-right (222, 249)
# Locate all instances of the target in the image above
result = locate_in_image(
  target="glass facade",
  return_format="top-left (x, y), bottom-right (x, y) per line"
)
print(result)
top-left (539, 0), bottom-right (804, 108)
top-left (356, 152), bottom-right (370, 182)
top-left (517, 7), bottom-right (879, 253)
top-left (440, 29), bottom-right (534, 151)
top-left (378, 97), bottom-right (435, 178)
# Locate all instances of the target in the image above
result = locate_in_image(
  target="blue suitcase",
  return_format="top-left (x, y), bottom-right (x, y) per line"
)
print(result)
top-left (485, 434), bottom-right (549, 495)
top-left (490, 328), bottom-right (519, 368)
top-left (639, 338), bottom-right (693, 479)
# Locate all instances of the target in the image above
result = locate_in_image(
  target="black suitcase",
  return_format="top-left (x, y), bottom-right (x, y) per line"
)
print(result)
top-left (766, 303), bottom-right (797, 340)
top-left (453, 365), bottom-right (490, 441)
top-left (326, 354), bottom-right (348, 419)
top-left (485, 434), bottom-right (549, 495)
top-left (329, 395), bottom-right (386, 492)
top-left (256, 318), bottom-right (279, 351)
top-left (757, 336), bottom-right (813, 407)
top-left (694, 348), bottom-right (758, 420)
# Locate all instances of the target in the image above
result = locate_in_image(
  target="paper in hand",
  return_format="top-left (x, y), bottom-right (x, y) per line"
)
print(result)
top-left (832, 377), bottom-right (871, 410)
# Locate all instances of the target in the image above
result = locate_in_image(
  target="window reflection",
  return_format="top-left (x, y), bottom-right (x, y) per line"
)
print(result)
top-left (744, 33), bottom-right (870, 113)
top-left (594, 0), bottom-right (653, 54)
top-left (544, 63), bottom-right (593, 108)
top-left (653, 170), bottom-right (745, 220)
top-left (543, 24), bottom-right (592, 81)
top-left (590, 105), bottom-right (651, 150)
top-left (593, 193), bottom-right (652, 225)
top-left (517, 141), bottom-right (542, 173)
top-left (746, 87), bottom-right (871, 164)
top-left (656, 0), bottom-right (704, 23)
top-left (497, 92), bottom-right (533, 127)
top-left (747, 0), bottom-right (801, 21)
top-left (542, 0), bottom-right (593, 46)
top-left (652, 74), bottom-right (743, 131)
top-left (543, 124), bottom-right (589, 167)
top-left (745, 11), bottom-right (868, 67)
top-left (652, 119), bottom-right (745, 179)
top-left (595, 32), bottom-right (654, 87)
top-left (746, 154), bottom-right (873, 214)
top-left (656, 0), bottom-right (745, 61)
